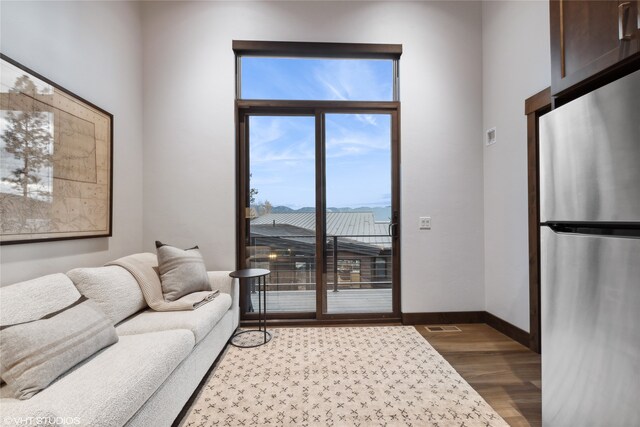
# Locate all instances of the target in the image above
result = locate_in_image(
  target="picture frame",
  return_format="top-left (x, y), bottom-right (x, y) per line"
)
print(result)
top-left (0, 54), bottom-right (113, 244)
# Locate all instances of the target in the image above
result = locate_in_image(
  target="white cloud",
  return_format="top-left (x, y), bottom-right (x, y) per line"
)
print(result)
top-left (313, 59), bottom-right (392, 102)
top-left (250, 117), bottom-right (315, 164)
top-left (355, 114), bottom-right (378, 126)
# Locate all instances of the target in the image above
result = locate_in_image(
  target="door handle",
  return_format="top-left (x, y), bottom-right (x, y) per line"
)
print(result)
top-left (388, 223), bottom-right (398, 238)
top-left (619, 2), bottom-right (632, 40)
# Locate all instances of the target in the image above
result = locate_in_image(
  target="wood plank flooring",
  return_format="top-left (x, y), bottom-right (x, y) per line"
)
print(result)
top-left (417, 323), bottom-right (541, 427)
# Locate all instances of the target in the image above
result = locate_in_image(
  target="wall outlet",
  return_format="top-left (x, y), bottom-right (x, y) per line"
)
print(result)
top-left (419, 216), bottom-right (431, 230)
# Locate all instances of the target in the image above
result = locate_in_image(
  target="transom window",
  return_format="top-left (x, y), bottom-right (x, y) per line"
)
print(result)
top-left (234, 40), bottom-right (400, 102)
top-left (239, 57), bottom-right (395, 101)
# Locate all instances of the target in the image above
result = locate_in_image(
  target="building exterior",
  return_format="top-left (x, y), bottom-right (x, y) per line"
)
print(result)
top-left (248, 212), bottom-right (392, 291)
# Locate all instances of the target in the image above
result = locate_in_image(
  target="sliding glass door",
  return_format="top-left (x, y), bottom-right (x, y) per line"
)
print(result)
top-left (324, 113), bottom-right (394, 314)
top-left (238, 108), bottom-right (399, 320)
top-left (233, 40), bottom-right (402, 322)
top-left (245, 115), bottom-right (317, 314)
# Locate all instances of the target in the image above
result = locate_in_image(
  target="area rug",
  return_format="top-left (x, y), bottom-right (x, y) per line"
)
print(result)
top-left (181, 326), bottom-right (507, 427)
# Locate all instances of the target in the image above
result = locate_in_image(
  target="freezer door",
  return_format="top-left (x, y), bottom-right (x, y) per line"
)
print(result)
top-left (541, 227), bottom-right (640, 426)
top-left (540, 70), bottom-right (640, 223)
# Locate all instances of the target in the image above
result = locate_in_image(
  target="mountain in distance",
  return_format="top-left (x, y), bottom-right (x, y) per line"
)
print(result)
top-left (271, 205), bottom-right (392, 222)
top-left (270, 206), bottom-right (315, 213)
top-left (331, 206), bottom-right (392, 222)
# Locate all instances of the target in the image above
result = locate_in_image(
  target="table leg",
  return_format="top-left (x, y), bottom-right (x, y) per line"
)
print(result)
top-left (263, 275), bottom-right (267, 343)
top-left (258, 276), bottom-right (262, 333)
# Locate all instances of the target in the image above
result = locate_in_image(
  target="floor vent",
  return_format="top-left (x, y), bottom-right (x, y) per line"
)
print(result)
top-left (424, 325), bottom-right (462, 333)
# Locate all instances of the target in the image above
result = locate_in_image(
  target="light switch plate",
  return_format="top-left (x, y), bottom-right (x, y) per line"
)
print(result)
top-left (486, 127), bottom-right (496, 146)
top-left (419, 216), bottom-right (431, 230)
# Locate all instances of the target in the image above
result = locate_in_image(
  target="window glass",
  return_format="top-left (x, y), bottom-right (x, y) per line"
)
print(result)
top-left (240, 57), bottom-right (394, 101)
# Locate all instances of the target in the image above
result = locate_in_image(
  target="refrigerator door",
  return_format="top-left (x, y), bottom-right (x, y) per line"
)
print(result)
top-left (540, 70), bottom-right (640, 223)
top-left (541, 227), bottom-right (640, 426)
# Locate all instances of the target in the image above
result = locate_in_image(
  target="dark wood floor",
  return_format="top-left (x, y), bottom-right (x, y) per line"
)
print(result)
top-left (416, 323), bottom-right (541, 427)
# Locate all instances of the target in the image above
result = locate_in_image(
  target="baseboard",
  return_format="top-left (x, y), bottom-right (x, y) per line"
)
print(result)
top-left (402, 310), bottom-right (532, 351)
top-left (241, 311), bottom-right (530, 349)
top-left (401, 311), bottom-right (485, 325)
top-left (483, 311), bottom-right (530, 349)
top-left (242, 318), bottom-right (402, 327)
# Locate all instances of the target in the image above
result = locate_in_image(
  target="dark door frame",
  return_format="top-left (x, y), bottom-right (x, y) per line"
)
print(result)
top-left (236, 101), bottom-right (401, 323)
top-left (525, 87), bottom-right (552, 354)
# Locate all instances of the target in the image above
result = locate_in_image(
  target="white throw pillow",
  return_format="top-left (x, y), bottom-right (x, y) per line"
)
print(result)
top-left (67, 266), bottom-right (147, 325)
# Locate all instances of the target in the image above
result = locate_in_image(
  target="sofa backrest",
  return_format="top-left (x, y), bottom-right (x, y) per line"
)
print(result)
top-left (66, 266), bottom-right (147, 325)
top-left (0, 273), bottom-right (81, 326)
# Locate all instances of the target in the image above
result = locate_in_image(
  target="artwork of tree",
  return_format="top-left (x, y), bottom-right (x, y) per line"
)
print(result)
top-left (2, 75), bottom-right (52, 199)
top-left (1, 55), bottom-right (113, 244)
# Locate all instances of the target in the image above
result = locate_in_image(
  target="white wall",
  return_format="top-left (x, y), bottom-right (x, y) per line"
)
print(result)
top-left (0, 1), bottom-right (550, 321)
top-left (141, 1), bottom-right (486, 313)
top-left (482, 1), bottom-right (550, 331)
top-left (0, 1), bottom-right (144, 285)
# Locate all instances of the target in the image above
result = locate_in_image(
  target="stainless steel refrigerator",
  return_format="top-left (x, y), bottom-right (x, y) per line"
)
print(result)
top-left (540, 69), bottom-right (640, 426)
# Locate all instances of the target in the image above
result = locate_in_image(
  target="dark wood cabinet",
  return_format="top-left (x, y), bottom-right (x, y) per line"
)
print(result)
top-left (550, 0), bottom-right (640, 98)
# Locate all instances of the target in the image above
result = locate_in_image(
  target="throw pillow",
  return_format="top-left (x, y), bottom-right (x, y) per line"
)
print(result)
top-left (0, 295), bottom-right (119, 400)
top-left (155, 241), bottom-right (211, 302)
top-left (67, 266), bottom-right (147, 325)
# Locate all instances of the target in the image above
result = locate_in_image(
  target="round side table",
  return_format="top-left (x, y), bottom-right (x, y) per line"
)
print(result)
top-left (229, 268), bottom-right (271, 348)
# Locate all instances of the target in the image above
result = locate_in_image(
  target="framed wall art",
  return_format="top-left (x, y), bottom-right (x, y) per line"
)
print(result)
top-left (0, 54), bottom-right (113, 244)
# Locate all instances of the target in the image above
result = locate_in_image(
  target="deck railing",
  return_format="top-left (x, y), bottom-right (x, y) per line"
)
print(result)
top-left (247, 233), bottom-right (392, 292)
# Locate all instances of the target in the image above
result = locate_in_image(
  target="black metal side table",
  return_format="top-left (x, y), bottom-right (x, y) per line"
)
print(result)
top-left (229, 268), bottom-right (271, 348)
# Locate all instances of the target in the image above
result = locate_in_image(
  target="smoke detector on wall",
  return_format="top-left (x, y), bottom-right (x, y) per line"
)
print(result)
top-left (486, 127), bottom-right (496, 146)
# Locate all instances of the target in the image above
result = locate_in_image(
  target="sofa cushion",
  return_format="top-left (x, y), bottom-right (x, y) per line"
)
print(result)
top-left (207, 271), bottom-right (235, 295)
top-left (0, 296), bottom-right (119, 400)
top-left (0, 330), bottom-right (194, 426)
top-left (116, 292), bottom-right (232, 343)
top-left (156, 241), bottom-right (210, 301)
top-left (67, 266), bottom-right (147, 324)
top-left (0, 273), bottom-right (81, 326)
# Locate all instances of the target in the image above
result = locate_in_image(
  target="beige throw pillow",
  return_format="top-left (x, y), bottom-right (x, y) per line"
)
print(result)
top-left (0, 295), bottom-right (118, 400)
top-left (155, 241), bottom-right (211, 302)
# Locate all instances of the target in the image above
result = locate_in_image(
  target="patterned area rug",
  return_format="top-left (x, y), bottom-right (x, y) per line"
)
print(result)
top-left (181, 326), bottom-right (507, 427)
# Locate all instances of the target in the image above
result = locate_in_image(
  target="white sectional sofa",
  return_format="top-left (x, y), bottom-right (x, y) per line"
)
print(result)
top-left (0, 261), bottom-right (239, 427)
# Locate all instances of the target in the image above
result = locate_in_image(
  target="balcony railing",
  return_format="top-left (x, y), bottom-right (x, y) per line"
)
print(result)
top-left (246, 233), bottom-right (392, 312)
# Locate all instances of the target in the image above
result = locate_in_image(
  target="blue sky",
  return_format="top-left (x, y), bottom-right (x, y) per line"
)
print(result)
top-left (245, 57), bottom-right (392, 210)
top-left (241, 57), bottom-right (393, 101)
